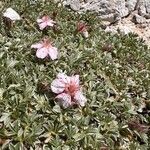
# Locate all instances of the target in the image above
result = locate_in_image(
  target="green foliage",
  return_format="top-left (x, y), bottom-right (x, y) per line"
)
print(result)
top-left (0, 0), bottom-right (150, 149)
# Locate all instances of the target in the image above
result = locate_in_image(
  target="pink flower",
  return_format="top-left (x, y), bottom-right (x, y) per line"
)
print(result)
top-left (77, 22), bottom-right (89, 38)
top-left (31, 38), bottom-right (58, 60)
top-left (37, 15), bottom-right (55, 30)
top-left (51, 73), bottom-right (87, 108)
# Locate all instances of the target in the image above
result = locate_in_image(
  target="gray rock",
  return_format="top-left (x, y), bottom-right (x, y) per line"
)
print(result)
top-left (118, 25), bottom-right (133, 35)
top-left (137, 0), bottom-right (150, 18)
top-left (133, 14), bottom-right (147, 24)
top-left (146, 0), bottom-right (150, 14)
top-left (145, 0), bottom-right (150, 18)
top-left (126, 0), bottom-right (137, 11)
top-left (105, 26), bottom-right (118, 34)
top-left (105, 24), bottom-right (133, 35)
top-left (138, 5), bottom-right (146, 16)
top-left (99, 13), bottom-right (120, 23)
top-left (62, 0), bottom-right (150, 24)
top-left (115, 0), bottom-right (129, 18)
top-left (67, 0), bottom-right (81, 11)
top-left (138, 0), bottom-right (147, 16)
top-left (63, 0), bottom-right (130, 23)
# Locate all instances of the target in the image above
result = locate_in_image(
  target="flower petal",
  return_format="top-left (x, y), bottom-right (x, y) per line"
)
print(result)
top-left (36, 48), bottom-right (48, 59)
top-left (57, 73), bottom-right (70, 85)
top-left (51, 79), bottom-right (66, 94)
top-left (74, 91), bottom-right (87, 107)
top-left (57, 73), bottom-right (67, 79)
top-left (70, 75), bottom-right (80, 87)
top-left (48, 47), bottom-right (58, 60)
top-left (56, 93), bottom-right (72, 108)
top-left (37, 19), bottom-right (43, 23)
top-left (31, 43), bottom-right (43, 49)
top-left (47, 20), bottom-right (55, 27)
top-left (83, 31), bottom-right (89, 38)
top-left (3, 8), bottom-right (21, 20)
top-left (39, 22), bottom-right (47, 30)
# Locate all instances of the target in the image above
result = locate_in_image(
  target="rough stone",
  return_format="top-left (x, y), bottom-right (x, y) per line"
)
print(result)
top-left (105, 26), bottom-right (118, 34)
top-left (118, 25), bottom-right (133, 35)
top-left (146, 0), bottom-right (150, 14)
top-left (145, 0), bottom-right (150, 18)
top-left (138, 2), bottom-right (147, 16)
top-left (115, 0), bottom-right (129, 18)
top-left (138, 5), bottom-right (146, 17)
top-left (126, 0), bottom-right (137, 11)
top-left (64, 0), bottom-right (130, 23)
top-left (133, 14), bottom-right (147, 24)
top-left (137, 0), bottom-right (150, 18)
top-left (66, 0), bottom-right (81, 11)
top-left (61, 0), bottom-right (150, 21)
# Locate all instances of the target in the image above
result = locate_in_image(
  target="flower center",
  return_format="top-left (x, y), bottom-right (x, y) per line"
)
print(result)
top-left (43, 16), bottom-right (49, 22)
top-left (65, 82), bottom-right (79, 96)
top-left (77, 23), bottom-right (87, 32)
top-left (43, 39), bottom-right (52, 49)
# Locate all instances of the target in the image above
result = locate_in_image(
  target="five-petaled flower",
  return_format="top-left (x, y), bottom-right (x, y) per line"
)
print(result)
top-left (31, 38), bottom-right (58, 60)
top-left (37, 15), bottom-right (56, 30)
top-left (51, 73), bottom-right (87, 108)
top-left (77, 22), bottom-right (89, 38)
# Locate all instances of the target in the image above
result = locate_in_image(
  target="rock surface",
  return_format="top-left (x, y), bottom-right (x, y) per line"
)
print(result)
top-left (133, 14), bottom-right (147, 24)
top-left (59, 0), bottom-right (150, 46)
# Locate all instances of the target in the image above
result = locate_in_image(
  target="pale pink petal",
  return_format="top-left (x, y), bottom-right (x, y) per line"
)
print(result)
top-left (37, 19), bottom-right (43, 23)
top-left (70, 75), bottom-right (80, 86)
top-left (47, 20), bottom-right (55, 27)
top-left (42, 16), bottom-right (48, 20)
top-left (57, 73), bottom-right (70, 84)
top-left (48, 47), bottom-right (58, 60)
top-left (39, 22), bottom-right (47, 30)
top-left (36, 48), bottom-right (48, 59)
top-left (57, 73), bottom-right (67, 79)
top-left (31, 43), bottom-right (43, 49)
top-left (56, 93), bottom-right (72, 108)
top-left (51, 79), bottom-right (66, 94)
top-left (83, 31), bottom-right (89, 38)
top-left (74, 91), bottom-right (87, 107)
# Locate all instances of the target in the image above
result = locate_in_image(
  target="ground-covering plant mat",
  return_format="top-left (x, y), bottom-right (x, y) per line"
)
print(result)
top-left (0, 0), bottom-right (150, 149)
